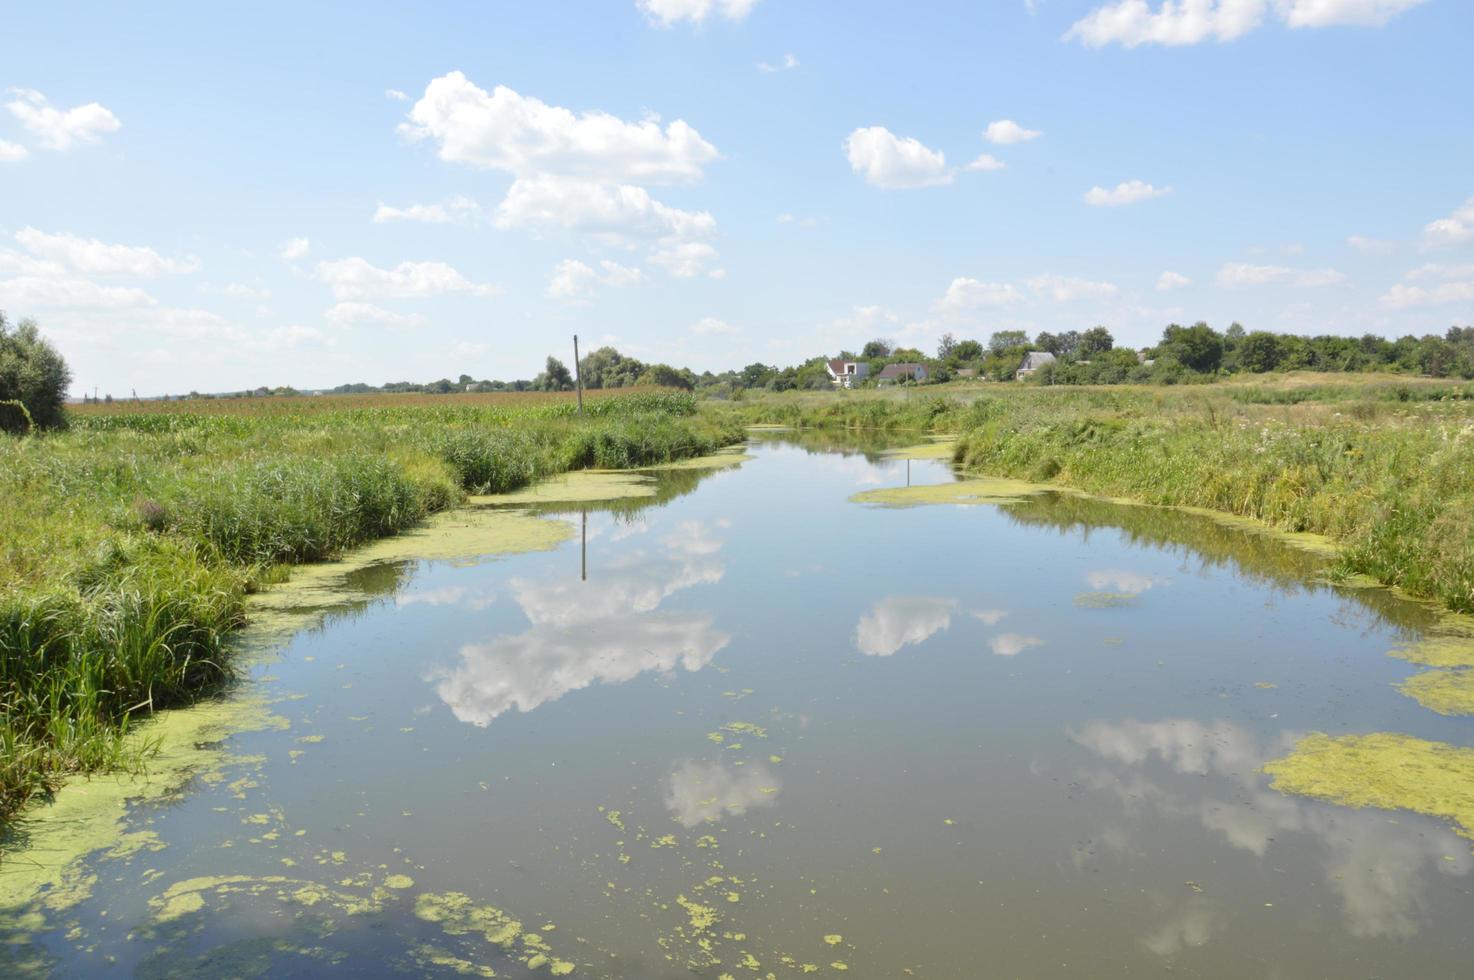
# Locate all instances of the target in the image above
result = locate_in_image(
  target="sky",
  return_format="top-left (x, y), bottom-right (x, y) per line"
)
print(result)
top-left (2, 0), bottom-right (1471, 396)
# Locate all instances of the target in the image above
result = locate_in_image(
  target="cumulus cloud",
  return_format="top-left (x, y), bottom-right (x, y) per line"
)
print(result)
top-left (324, 301), bottom-right (427, 327)
top-left (1380, 281), bottom-right (1474, 309)
top-left (372, 195), bottom-right (479, 224)
top-left (855, 596), bottom-right (956, 656)
top-left (4, 89), bottom-right (120, 150)
top-left (1065, 0), bottom-right (1426, 47)
top-left (1157, 270), bottom-right (1192, 290)
top-left (384, 88), bottom-right (409, 102)
top-left (279, 237), bottom-right (311, 261)
top-left (690, 316), bottom-right (738, 335)
top-left (984, 119), bottom-right (1043, 145)
top-left (935, 277), bottom-right (1026, 314)
top-left (757, 53), bottom-right (800, 72)
top-left (0, 140), bottom-right (26, 162)
top-left (495, 175), bottom-right (715, 241)
top-left (1422, 197), bottom-right (1474, 248)
top-left (965, 153), bottom-right (1007, 172)
top-left (546, 258), bottom-right (644, 301)
top-left (1278, 0), bottom-right (1429, 28)
top-left (666, 761), bottom-right (780, 827)
top-left (314, 256), bottom-right (501, 300)
top-left (1026, 273), bottom-right (1120, 302)
top-left (973, 609), bottom-right (1009, 626)
top-left (844, 126), bottom-right (952, 190)
top-left (1217, 262), bottom-right (1346, 287)
top-left (15, 227), bottom-right (198, 278)
top-left (1084, 180), bottom-right (1173, 207)
top-left (400, 72), bottom-right (719, 185)
top-left (0, 275), bottom-right (155, 310)
top-left (638, 0), bottom-right (761, 26)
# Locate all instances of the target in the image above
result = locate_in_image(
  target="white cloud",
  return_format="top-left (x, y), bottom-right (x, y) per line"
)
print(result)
top-left (400, 72), bottom-right (719, 185)
top-left (221, 281), bottom-right (271, 300)
top-left (1065, 0), bottom-right (1426, 47)
top-left (844, 126), bottom-right (952, 190)
top-left (1066, 0), bottom-right (1268, 46)
top-left (15, 227), bottom-right (198, 277)
top-left (314, 256), bottom-right (501, 300)
top-left (495, 175), bottom-right (715, 241)
top-left (1157, 270), bottom-right (1192, 290)
top-left (965, 153), bottom-right (1007, 172)
top-left (546, 258), bottom-right (644, 301)
top-left (757, 53), bottom-right (800, 72)
top-left (1380, 281), bottom-right (1474, 309)
top-left (385, 89), bottom-right (409, 102)
top-left (279, 237), bottom-right (311, 261)
top-left (973, 609), bottom-right (1009, 626)
top-left (1422, 197), bottom-right (1474, 248)
top-left (4, 89), bottom-right (121, 150)
top-left (324, 301), bottom-right (427, 328)
top-left (855, 596), bottom-right (956, 656)
top-left (1347, 234), bottom-right (1395, 255)
top-left (638, 0), bottom-right (761, 26)
top-left (650, 241), bottom-right (723, 278)
top-left (0, 275), bottom-right (155, 310)
top-left (690, 316), bottom-right (738, 335)
top-left (1026, 273), bottom-right (1120, 302)
top-left (984, 119), bottom-right (1043, 145)
top-left (936, 277), bottom-right (1026, 313)
top-left (1084, 180), bottom-right (1173, 207)
top-left (372, 195), bottom-right (479, 224)
top-left (0, 140), bottom-right (26, 162)
top-left (1278, 0), bottom-right (1429, 28)
top-left (990, 633), bottom-right (1044, 657)
top-left (1404, 262), bottom-right (1474, 282)
top-left (1217, 262), bottom-right (1346, 287)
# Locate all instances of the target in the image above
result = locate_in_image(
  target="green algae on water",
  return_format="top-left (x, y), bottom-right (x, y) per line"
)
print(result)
top-left (1263, 732), bottom-right (1474, 841)
top-left (851, 477), bottom-right (1048, 508)
top-left (1399, 669), bottom-right (1474, 716)
top-left (1073, 592), bottom-right (1139, 609)
top-left (881, 438), bottom-right (957, 461)
top-left (473, 470), bottom-right (656, 505)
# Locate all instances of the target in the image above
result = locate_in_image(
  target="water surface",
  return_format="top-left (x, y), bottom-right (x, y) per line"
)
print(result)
top-left (9, 434), bottom-right (1474, 977)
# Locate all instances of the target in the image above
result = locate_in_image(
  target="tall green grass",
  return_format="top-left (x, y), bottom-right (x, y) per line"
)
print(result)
top-left (0, 392), bottom-right (739, 820)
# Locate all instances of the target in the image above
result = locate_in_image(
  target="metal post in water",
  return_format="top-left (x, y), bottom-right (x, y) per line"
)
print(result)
top-left (581, 509), bottom-right (587, 582)
top-left (573, 334), bottom-right (584, 415)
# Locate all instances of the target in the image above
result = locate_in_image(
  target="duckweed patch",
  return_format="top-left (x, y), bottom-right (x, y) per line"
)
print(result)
top-left (1263, 732), bottom-right (1474, 841)
top-left (850, 478), bottom-right (1047, 508)
top-left (1399, 669), bottom-right (1474, 716)
top-left (473, 470), bottom-right (655, 505)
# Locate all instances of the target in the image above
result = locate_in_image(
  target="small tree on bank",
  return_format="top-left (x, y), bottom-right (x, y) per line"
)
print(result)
top-left (0, 313), bottom-right (71, 430)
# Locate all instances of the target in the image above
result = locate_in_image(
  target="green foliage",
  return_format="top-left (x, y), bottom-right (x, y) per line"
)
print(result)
top-left (0, 313), bottom-right (72, 429)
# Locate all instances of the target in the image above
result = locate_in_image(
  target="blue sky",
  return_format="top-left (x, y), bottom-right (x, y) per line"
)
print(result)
top-left (2, 0), bottom-right (1471, 395)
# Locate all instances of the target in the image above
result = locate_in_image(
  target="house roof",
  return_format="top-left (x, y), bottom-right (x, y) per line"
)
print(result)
top-left (877, 362), bottom-right (924, 379)
top-left (827, 358), bottom-right (856, 373)
top-left (1018, 351), bottom-right (1057, 371)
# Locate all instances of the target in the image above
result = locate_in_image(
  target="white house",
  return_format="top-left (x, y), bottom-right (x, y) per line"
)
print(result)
top-left (1015, 351), bottom-right (1057, 380)
top-left (827, 358), bottom-right (870, 388)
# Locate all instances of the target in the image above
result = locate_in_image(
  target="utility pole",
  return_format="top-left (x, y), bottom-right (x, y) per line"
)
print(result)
top-left (572, 334), bottom-right (584, 415)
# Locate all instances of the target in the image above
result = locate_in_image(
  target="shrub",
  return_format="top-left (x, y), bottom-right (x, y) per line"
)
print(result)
top-left (0, 314), bottom-right (72, 430)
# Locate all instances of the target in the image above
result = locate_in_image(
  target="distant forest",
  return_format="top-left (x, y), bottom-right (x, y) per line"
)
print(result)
top-left (88, 321), bottom-right (1474, 402)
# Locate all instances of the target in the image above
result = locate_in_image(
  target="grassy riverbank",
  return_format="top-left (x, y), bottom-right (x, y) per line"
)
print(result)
top-left (0, 390), bottom-right (740, 820)
top-left (719, 376), bottom-right (1474, 614)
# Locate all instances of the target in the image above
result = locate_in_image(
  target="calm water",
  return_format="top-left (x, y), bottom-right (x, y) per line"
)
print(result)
top-left (10, 433), bottom-right (1474, 977)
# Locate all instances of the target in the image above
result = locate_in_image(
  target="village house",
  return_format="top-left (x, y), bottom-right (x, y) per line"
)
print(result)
top-left (876, 362), bottom-right (928, 384)
top-left (1015, 351), bottom-right (1057, 380)
top-left (826, 358), bottom-right (870, 387)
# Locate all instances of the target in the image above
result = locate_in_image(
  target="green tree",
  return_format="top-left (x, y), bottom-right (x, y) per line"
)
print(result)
top-left (0, 313), bottom-right (72, 429)
top-left (639, 363), bottom-right (695, 390)
top-left (861, 338), bottom-right (893, 359)
top-left (936, 333), bottom-right (958, 359)
top-left (1237, 331), bottom-right (1284, 373)
top-left (535, 356), bottom-right (574, 391)
top-left (988, 330), bottom-right (1029, 354)
top-left (1078, 326), bottom-right (1114, 358)
top-left (1160, 322), bottom-right (1224, 373)
top-left (952, 339), bottom-right (984, 361)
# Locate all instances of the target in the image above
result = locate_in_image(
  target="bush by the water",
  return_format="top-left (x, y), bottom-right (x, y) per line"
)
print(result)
top-left (0, 313), bottom-right (71, 430)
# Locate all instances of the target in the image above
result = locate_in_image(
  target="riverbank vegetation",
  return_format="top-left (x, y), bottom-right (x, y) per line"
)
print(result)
top-left (721, 377), bottom-right (1474, 616)
top-left (0, 389), bottom-right (740, 820)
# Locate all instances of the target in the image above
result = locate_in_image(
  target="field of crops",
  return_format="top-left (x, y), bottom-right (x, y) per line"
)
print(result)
top-left (67, 386), bottom-right (663, 418)
top-left (0, 390), bottom-right (741, 820)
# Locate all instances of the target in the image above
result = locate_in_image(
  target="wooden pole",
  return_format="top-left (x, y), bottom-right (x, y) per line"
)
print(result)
top-left (573, 334), bottom-right (584, 415)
